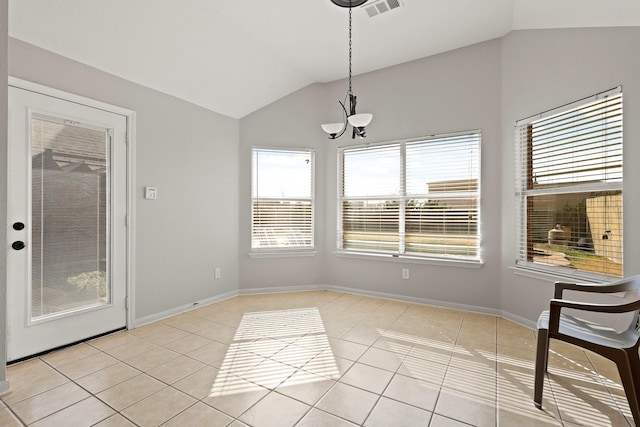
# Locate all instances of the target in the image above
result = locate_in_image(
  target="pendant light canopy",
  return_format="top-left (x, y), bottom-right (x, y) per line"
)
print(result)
top-left (330, 0), bottom-right (368, 7)
top-left (321, 0), bottom-right (373, 139)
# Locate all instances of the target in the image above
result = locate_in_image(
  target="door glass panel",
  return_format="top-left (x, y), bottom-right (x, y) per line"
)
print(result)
top-left (31, 115), bottom-right (110, 321)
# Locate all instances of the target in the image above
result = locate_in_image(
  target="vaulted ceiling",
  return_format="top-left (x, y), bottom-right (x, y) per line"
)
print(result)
top-left (9, 0), bottom-right (640, 119)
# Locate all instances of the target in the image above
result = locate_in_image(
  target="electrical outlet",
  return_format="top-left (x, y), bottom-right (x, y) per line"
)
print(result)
top-left (214, 267), bottom-right (221, 279)
top-left (402, 268), bottom-right (410, 280)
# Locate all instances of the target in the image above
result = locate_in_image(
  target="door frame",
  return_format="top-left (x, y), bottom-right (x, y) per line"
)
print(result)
top-left (8, 77), bottom-right (137, 331)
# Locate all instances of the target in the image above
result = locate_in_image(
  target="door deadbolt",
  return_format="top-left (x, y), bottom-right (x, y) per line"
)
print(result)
top-left (12, 241), bottom-right (25, 250)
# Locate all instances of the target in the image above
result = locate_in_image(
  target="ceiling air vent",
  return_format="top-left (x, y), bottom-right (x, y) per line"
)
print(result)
top-left (363, 0), bottom-right (403, 18)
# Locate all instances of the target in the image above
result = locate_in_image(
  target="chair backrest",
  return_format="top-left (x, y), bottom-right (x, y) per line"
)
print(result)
top-left (563, 275), bottom-right (640, 333)
top-left (608, 276), bottom-right (640, 332)
top-left (599, 275), bottom-right (640, 294)
top-left (615, 277), bottom-right (640, 331)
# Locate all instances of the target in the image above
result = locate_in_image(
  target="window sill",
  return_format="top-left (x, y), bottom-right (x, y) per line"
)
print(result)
top-left (509, 265), bottom-right (607, 284)
top-left (249, 250), bottom-right (317, 259)
top-left (334, 250), bottom-right (483, 268)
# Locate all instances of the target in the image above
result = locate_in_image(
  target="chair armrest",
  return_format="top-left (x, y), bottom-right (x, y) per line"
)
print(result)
top-left (547, 297), bottom-right (640, 334)
top-left (554, 277), bottom-right (640, 299)
top-left (554, 282), bottom-right (598, 298)
top-left (550, 298), bottom-right (640, 314)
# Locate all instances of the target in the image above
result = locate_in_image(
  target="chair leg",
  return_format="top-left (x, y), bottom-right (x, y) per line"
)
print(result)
top-left (534, 328), bottom-right (549, 409)
top-left (615, 348), bottom-right (640, 426)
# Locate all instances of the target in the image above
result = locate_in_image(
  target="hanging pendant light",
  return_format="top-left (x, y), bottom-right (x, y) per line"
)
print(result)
top-left (321, 0), bottom-right (373, 139)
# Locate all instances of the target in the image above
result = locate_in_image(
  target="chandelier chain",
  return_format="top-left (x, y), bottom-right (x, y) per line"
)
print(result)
top-left (321, 0), bottom-right (371, 139)
top-left (348, 3), bottom-right (352, 96)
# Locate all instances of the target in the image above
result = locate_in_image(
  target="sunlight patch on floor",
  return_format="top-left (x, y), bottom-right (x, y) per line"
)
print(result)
top-left (209, 307), bottom-right (338, 397)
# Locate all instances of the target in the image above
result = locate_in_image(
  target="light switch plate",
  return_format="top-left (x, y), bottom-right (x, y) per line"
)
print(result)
top-left (144, 187), bottom-right (158, 200)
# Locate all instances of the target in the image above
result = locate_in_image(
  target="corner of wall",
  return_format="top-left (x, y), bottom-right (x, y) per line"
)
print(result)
top-left (0, 0), bottom-right (9, 389)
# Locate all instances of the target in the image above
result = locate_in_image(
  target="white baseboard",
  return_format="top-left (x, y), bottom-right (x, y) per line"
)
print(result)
top-left (239, 283), bottom-right (502, 318)
top-left (132, 290), bottom-right (239, 328)
top-left (239, 284), bottom-right (326, 295)
top-left (500, 310), bottom-right (536, 330)
top-left (326, 285), bottom-right (502, 317)
top-left (133, 285), bottom-right (536, 329)
top-left (0, 380), bottom-right (10, 396)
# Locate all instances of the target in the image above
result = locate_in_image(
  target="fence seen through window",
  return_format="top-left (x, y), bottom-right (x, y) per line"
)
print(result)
top-left (516, 91), bottom-right (623, 278)
top-left (339, 132), bottom-right (480, 261)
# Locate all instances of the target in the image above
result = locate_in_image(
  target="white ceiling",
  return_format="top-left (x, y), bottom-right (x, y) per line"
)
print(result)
top-left (8, 0), bottom-right (640, 119)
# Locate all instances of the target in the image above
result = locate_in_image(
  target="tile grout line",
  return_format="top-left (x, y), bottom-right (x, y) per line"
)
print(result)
top-left (2, 399), bottom-right (27, 426)
top-left (304, 295), bottom-right (392, 426)
top-left (361, 303), bottom-right (437, 426)
top-left (4, 291), bottom-right (632, 426)
top-left (42, 349), bottom-right (170, 427)
top-left (35, 338), bottom-right (224, 426)
top-left (302, 295), bottom-right (411, 426)
top-left (494, 316), bottom-right (498, 427)
top-left (219, 297), bottom-right (354, 426)
top-left (582, 353), bottom-right (634, 427)
top-left (28, 353), bottom-right (121, 425)
top-left (427, 310), bottom-right (467, 426)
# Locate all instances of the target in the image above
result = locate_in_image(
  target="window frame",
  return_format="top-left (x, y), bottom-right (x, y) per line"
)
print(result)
top-left (336, 131), bottom-right (482, 264)
top-left (250, 146), bottom-right (316, 256)
top-left (514, 87), bottom-right (623, 281)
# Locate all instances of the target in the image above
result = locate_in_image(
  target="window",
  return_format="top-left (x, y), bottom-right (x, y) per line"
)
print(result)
top-left (515, 89), bottom-right (623, 279)
top-left (338, 132), bottom-right (480, 261)
top-left (251, 148), bottom-right (314, 251)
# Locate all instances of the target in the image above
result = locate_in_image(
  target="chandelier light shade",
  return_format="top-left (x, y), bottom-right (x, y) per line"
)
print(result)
top-left (321, 0), bottom-right (373, 139)
top-left (321, 123), bottom-right (345, 137)
top-left (348, 113), bottom-right (373, 128)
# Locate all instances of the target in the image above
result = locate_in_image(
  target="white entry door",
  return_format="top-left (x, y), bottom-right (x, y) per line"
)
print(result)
top-left (7, 83), bottom-right (128, 361)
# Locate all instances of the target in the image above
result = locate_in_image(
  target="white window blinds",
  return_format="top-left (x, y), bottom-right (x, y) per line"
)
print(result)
top-left (339, 131), bottom-right (480, 260)
top-left (515, 89), bottom-right (623, 278)
top-left (252, 148), bottom-right (314, 250)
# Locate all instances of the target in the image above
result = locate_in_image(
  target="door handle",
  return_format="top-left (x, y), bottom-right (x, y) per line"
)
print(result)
top-left (12, 241), bottom-right (25, 250)
top-left (13, 222), bottom-right (25, 231)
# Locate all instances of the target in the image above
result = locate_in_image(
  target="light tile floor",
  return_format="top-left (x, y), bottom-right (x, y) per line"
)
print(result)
top-left (0, 291), bottom-right (634, 426)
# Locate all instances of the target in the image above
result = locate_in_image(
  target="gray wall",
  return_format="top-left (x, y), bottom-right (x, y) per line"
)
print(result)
top-left (240, 39), bottom-right (504, 312)
top-left (5, 25), bottom-right (640, 355)
top-left (499, 27), bottom-right (640, 323)
top-left (241, 27), bottom-right (640, 324)
top-left (323, 40), bottom-right (503, 310)
top-left (1, 0), bottom-right (8, 391)
top-left (8, 39), bottom-right (240, 321)
top-left (238, 83), bottom-right (330, 290)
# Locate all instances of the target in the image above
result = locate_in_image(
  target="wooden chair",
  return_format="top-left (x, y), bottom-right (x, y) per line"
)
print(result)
top-left (534, 276), bottom-right (640, 425)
